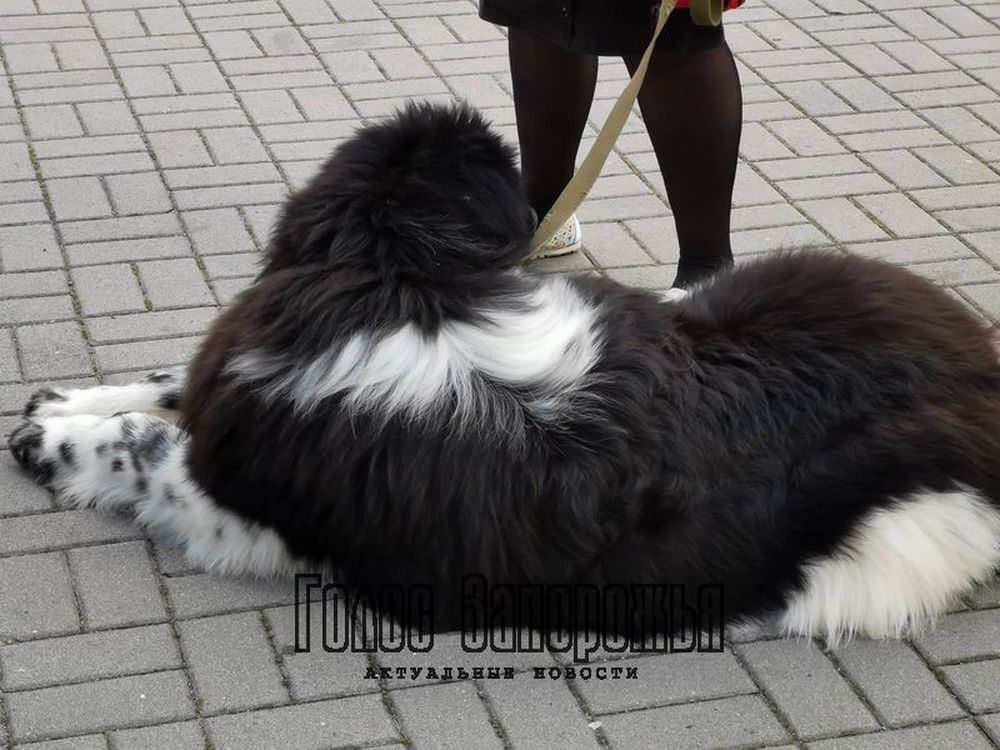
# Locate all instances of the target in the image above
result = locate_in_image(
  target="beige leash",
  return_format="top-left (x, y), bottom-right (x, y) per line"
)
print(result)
top-left (529, 0), bottom-right (723, 253)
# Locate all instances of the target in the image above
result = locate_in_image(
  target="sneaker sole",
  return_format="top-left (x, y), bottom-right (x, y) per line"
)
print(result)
top-left (529, 239), bottom-right (583, 260)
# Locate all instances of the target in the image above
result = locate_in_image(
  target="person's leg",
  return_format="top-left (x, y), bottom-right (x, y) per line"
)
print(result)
top-left (624, 14), bottom-right (742, 288)
top-left (508, 27), bottom-right (599, 221)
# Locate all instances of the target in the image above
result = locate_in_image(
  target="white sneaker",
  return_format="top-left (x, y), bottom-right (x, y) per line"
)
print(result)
top-left (531, 214), bottom-right (582, 259)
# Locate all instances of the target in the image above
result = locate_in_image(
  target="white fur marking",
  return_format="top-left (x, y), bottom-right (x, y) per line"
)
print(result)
top-left (36, 413), bottom-right (297, 579)
top-left (658, 288), bottom-right (689, 303)
top-left (228, 276), bottom-right (602, 424)
top-left (780, 488), bottom-right (1000, 644)
top-left (32, 376), bottom-right (181, 422)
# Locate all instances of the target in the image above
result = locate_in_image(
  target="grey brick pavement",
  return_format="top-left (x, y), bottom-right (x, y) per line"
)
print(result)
top-left (1, 0), bottom-right (1000, 747)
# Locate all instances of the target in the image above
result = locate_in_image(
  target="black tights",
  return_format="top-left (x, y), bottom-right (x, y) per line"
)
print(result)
top-left (508, 20), bottom-right (742, 288)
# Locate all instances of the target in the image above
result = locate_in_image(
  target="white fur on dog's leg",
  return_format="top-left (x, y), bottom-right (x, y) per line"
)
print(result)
top-left (14, 413), bottom-right (152, 512)
top-left (780, 487), bottom-right (1000, 645)
top-left (25, 367), bottom-right (186, 421)
top-left (134, 446), bottom-right (298, 579)
top-left (658, 288), bottom-right (690, 303)
top-left (10, 412), bottom-right (297, 579)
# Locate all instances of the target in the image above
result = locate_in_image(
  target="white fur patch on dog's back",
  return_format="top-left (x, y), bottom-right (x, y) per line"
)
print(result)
top-left (780, 488), bottom-right (1000, 645)
top-left (227, 275), bottom-right (602, 428)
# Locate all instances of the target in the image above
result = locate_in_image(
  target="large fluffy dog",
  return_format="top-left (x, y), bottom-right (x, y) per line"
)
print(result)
top-left (10, 102), bottom-right (1000, 643)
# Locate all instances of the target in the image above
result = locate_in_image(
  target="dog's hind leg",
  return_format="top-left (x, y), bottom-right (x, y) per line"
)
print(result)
top-left (780, 487), bottom-right (1000, 645)
top-left (24, 367), bottom-right (185, 421)
top-left (8, 412), bottom-right (297, 578)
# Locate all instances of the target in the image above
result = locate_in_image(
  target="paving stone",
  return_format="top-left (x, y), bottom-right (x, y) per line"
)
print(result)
top-left (916, 145), bottom-right (999, 186)
top-left (60, 213), bottom-right (182, 245)
top-left (137, 258), bottom-right (214, 308)
top-left (393, 681), bottom-right (503, 750)
top-left (178, 611), bottom-right (287, 712)
top-left (915, 609), bottom-right (1000, 664)
top-left (67, 236), bottom-right (193, 266)
top-left (7, 671), bottom-right (195, 743)
top-left (854, 193), bottom-right (948, 238)
top-left (95, 334), bottom-right (202, 372)
top-left (580, 222), bottom-right (652, 267)
top-left (0, 552), bottom-right (79, 640)
top-left (147, 131), bottom-right (214, 169)
top-left (85, 307), bottom-right (216, 344)
top-left (201, 127), bottom-right (269, 164)
top-left (108, 720), bottom-right (205, 750)
top-left (23, 105), bottom-right (84, 140)
top-left (47, 176), bottom-right (113, 221)
top-left (848, 236), bottom-right (972, 265)
top-left (91, 11), bottom-right (144, 39)
top-left (0, 295), bottom-right (75, 326)
top-left (105, 173), bottom-right (172, 216)
top-left (797, 197), bottom-right (889, 242)
top-left (940, 659), bottom-right (1000, 714)
top-left (833, 640), bottom-right (964, 726)
top-left (68, 541), bottom-right (168, 629)
top-left (808, 721), bottom-right (994, 750)
top-left (17, 322), bottom-right (91, 380)
top-left (5, 43), bottom-right (59, 74)
top-left (862, 149), bottom-right (950, 190)
top-left (0, 327), bottom-right (17, 383)
top-left (76, 101), bottom-right (138, 136)
top-left (0, 271), bottom-right (66, 298)
top-left (1, 624), bottom-right (180, 690)
top-left (0, 143), bottom-right (34, 181)
top-left (55, 40), bottom-right (107, 70)
top-left (73, 263), bottom-right (146, 315)
top-left (0, 457), bottom-right (53, 516)
top-left (171, 61), bottom-right (229, 94)
top-left (605, 264), bottom-right (678, 291)
top-left (289, 86), bottom-right (355, 121)
top-left (212, 276), bottom-right (252, 304)
top-left (0, 509), bottom-right (140, 556)
top-left (578, 649), bottom-right (757, 714)
top-left (165, 572), bottom-right (294, 619)
top-left (205, 695), bottom-right (398, 750)
top-left (906, 258), bottom-right (999, 287)
top-left (119, 67), bottom-right (176, 98)
top-left (982, 713), bottom-right (1000, 746)
top-left (16, 736), bottom-right (108, 750)
top-left (201, 252), bottom-right (259, 279)
top-left (601, 694), bottom-right (790, 750)
top-left (738, 640), bottom-right (879, 738)
top-left (239, 89), bottom-right (303, 124)
top-left (483, 672), bottom-right (602, 750)
top-left (264, 602), bottom-right (375, 701)
top-left (958, 282), bottom-right (1000, 320)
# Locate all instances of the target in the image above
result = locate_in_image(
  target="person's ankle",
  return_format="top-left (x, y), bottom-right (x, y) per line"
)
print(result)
top-left (672, 254), bottom-right (733, 289)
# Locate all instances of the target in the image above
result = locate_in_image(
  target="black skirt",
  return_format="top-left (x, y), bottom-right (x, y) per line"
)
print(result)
top-left (479, 1), bottom-right (725, 56)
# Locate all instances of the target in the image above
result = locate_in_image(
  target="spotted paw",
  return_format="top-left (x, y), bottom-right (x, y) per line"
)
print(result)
top-left (8, 420), bottom-right (55, 486)
top-left (23, 386), bottom-right (69, 419)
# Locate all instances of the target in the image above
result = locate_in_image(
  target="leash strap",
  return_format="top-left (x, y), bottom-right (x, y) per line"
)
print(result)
top-left (528, 0), bottom-right (722, 253)
top-left (690, 0), bottom-right (724, 27)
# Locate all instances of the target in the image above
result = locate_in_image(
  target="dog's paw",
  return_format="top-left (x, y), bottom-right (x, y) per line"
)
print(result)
top-left (23, 386), bottom-right (69, 418)
top-left (8, 420), bottom-right (56, 485)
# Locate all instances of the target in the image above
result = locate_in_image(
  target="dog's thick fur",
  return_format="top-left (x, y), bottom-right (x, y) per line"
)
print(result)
top-left (11, 102), bottom-right (1000, 643)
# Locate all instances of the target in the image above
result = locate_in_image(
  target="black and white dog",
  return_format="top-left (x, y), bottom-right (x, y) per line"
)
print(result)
top-left (10, 102), bottom-right (1000, 643)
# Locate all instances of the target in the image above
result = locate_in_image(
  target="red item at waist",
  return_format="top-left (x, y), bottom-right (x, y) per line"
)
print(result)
top-left (674, 0), bottom-right (744, 9)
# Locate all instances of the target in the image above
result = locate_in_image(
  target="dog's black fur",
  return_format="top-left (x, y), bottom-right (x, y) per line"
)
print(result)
top-left (179, 102), bottom-right (1000, 635)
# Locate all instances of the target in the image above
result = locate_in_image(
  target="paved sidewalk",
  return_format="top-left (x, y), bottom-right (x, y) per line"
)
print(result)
top-left (2, 0), bottom-right (1000, 748)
